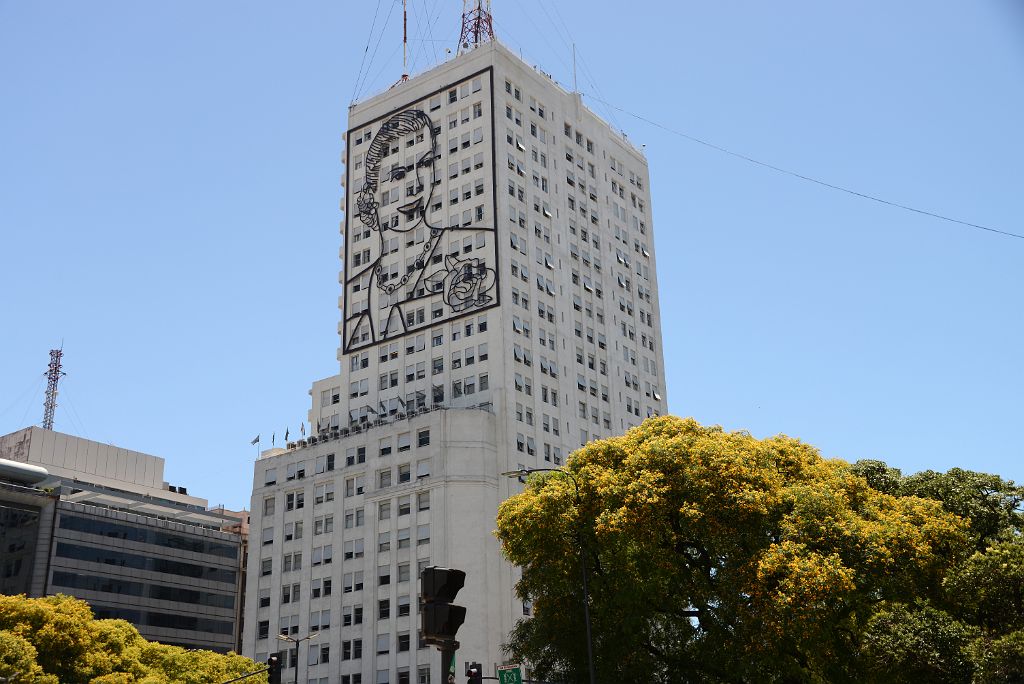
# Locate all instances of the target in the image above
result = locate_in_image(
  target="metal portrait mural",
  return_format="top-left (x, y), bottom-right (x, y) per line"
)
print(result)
top-left (343, 94), bottom-right (497, 352)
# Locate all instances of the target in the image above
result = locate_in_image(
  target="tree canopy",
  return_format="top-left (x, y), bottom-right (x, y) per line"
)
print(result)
top-left (496, 416), bottom-right (1024, 683)
top-left (0, 594), bottom-right (264, 684)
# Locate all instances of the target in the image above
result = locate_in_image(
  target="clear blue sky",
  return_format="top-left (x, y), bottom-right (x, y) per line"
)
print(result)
top-left (2, 1), bottom-right (1021, 511)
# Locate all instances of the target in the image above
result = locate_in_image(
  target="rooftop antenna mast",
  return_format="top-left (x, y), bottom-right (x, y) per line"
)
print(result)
top-left (42, 347), bottom-right (65, 431)
top-left (400, 0), bottom-right (409, 82)
top-left (458, 0), bottom-right (495, 55)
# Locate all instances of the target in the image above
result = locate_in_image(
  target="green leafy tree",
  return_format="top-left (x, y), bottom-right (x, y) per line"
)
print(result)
top-left (898, 468), bottom-right (1024, 550)
top-left (496, 417), bottom-right (971, 684)
top-left (852, 462), bottom-right (1024, 681)
top-left (860, 601), bottom-right (976, 683)
top-left (970, 630), bottom-right (1024, 684)
top-left (945, 539), bottom-right (1024, 634)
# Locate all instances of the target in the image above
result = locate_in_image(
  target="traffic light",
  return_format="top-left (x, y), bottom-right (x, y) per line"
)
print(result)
top-left (267, 653), bottom-right (282, 684)
top-left (420, 566), bottom-right (467, 644)
top-left (466, 662), bottom-right (483, 684)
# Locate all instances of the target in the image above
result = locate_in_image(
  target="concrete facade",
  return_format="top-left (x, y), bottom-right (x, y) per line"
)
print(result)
top-left (244, 40), bottom-right (666, 684)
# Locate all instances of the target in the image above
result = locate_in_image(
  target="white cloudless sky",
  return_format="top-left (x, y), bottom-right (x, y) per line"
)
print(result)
top-left (1, 1), bottom-right (1021, 510)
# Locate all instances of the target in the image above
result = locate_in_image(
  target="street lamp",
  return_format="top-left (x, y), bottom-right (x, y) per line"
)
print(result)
top-left (501, 467), bottom-right (597, 684)
top-left (276, 632), bottom-right (320, 684)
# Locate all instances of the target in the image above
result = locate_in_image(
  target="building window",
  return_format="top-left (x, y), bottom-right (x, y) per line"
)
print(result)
top-left (416, 459), bottom-right (430, 479)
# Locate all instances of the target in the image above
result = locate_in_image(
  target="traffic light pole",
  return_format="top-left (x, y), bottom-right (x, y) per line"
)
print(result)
top-left (440, 640), bottom-right (459, 683)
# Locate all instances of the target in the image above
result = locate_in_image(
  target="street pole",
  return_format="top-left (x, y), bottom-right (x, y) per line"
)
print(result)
top-left (578, 535), bottom-right (596, 684)
top-left (502, 468), bottom-right (597, 684)
top-left (276, 632), bottom-right (319, 684)
top-left (441, 639), bottom-right (458, 684)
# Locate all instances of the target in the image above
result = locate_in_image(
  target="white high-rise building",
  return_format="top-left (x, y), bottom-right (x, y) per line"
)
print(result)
top-left (243, 37), bottom-right (666, 684)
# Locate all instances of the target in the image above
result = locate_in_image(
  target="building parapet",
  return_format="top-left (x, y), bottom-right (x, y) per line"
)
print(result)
top-left (277, 401), bottom-right (494, 454)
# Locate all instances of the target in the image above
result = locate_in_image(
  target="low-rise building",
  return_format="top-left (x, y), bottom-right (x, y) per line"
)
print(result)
top-left (0, 427), bottom-right (246, 652)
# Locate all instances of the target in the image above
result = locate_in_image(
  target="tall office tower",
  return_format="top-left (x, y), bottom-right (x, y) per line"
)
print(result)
top-left (244, 37), bottom-right (666, 684)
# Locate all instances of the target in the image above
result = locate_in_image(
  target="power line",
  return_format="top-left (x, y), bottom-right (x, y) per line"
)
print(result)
top-left (0, 375), bottom-right (45, 422)
top-left (354, 0), bottom-right (401, 102)
top-left (351, 0), bottom-right (385, 104)
top-left (584, 93), bottom-right (1023, 242)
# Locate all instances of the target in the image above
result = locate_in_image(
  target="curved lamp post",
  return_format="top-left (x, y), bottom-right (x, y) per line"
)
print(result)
top-left (502, 467), bottom-right (596, 684)
top-left (276, 631), bottom-right (320, 684)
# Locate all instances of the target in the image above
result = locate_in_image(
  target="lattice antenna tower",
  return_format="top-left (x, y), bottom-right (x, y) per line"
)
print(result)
top-left (42, 348), bottom-right (65, 431)
top-left (458, 0), bottom-right (495, 54)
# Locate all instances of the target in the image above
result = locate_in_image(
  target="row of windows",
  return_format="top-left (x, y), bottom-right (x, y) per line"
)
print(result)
top-left (55, 543), bottom-right (237, 584)
top-left (349, 77), bottom-right (484, 148)
top-left (264, 430), bottom-right (427, 487)
top-left (58, 515), bottom-right (239, 560)
top-left (514, 434), bottom-right (563, 465)
top-left (93, 604), bottom-right (234, 636)
top-left (51, 571), bottom-right (235, 609)
top-left (263, 522), bottom-right (433, 573)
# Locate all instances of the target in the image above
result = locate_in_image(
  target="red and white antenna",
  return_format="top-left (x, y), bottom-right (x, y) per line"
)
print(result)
top-left (458, 0), bottom-right (495, 54)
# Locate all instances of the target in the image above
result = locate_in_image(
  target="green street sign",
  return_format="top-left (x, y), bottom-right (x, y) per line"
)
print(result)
top-left (497, 665), bottom-right (523, 684)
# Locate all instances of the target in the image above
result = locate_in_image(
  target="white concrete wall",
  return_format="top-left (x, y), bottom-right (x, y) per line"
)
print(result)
top-left (0, 427), bottom-right (208, 508)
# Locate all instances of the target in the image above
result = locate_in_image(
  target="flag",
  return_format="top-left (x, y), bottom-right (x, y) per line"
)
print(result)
top-left (300, 422), bottom-right (306, 436)
top-left (250, 435), bottom-right (259, 445)
top-left (285, 428), bottom-right (289, 441)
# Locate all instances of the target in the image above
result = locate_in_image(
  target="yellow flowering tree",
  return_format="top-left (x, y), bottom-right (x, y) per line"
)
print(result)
top-left (0, 594), bottom-right (263, 684)
top-left (496, 416), bottom-right (971, 683)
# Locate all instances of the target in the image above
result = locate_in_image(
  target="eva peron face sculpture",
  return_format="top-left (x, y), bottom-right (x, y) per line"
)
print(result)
top-left (345, 106), bottom-right (496, 351)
